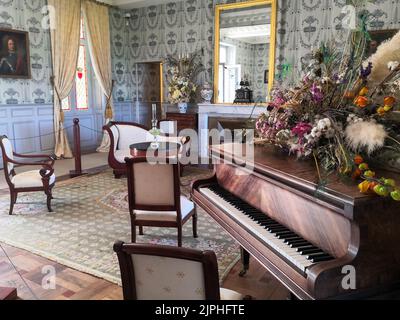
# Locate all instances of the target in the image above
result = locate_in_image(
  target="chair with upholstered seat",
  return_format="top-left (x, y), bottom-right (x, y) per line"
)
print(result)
top-left (0, 135), bottom-right (56, 215)
top-left (125, 156), bottom-right (197, 247)
top-left (113, 242), bottom-right (245, 300)
top-left (103, 121), bottom-right (154, 178)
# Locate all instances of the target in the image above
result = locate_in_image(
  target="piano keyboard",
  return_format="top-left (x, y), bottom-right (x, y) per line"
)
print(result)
top-left (200, 185), bottom-right (334, 274)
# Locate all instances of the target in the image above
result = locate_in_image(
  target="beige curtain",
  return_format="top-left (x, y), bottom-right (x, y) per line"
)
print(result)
top-left (82, 0), bottom-right (114, 153)
top-left (48, 0), bottom-right (81, 158)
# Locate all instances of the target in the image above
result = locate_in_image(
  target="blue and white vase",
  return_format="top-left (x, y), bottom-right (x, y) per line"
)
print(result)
top-left (178, 102), bottom-right (188, 113)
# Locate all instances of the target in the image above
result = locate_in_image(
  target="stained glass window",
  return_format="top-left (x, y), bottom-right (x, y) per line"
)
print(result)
top-left (75, 44), bottom-right (89, 110)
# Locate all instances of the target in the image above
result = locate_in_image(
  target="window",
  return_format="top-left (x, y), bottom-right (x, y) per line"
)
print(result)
top-left (75, 44), bottom-right (89, 110)
top-left (62, 17), bottom-right (89, 111)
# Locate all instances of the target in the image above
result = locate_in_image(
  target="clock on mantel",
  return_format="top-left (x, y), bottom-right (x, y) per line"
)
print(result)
top-left (234, 81), bottom-right (253, 104)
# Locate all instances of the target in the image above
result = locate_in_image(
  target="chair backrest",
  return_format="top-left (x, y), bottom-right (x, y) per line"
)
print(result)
top-left (113, 242), bottom-right (221, 300)
top-left (125, 157), bottom-right (181, 213)
top-left (104, 122), bottom-right (153, 151)
top-left (159, 120), bottom-right (178, 137)
top-left (0, 136), bottom-right (14, 175)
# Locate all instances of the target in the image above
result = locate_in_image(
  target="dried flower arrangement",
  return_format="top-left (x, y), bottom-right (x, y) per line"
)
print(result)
top-left (255, 11), bottom-right (400, 201)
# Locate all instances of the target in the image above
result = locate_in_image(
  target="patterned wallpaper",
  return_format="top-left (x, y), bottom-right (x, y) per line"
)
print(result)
top-left (0, 0), bottom-right (52, 105)
top-left (221, 36), bottom-right (255, 83)
top-left (275, 0), bottom-right (400, 85)
top-left (253, 43), bottom-right (269, 101)
top-left (110, 0), bottom-right (400, 104)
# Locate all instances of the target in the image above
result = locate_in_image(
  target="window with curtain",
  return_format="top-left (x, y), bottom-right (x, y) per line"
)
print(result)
top-left (61, 18), bottom-right (89, 111)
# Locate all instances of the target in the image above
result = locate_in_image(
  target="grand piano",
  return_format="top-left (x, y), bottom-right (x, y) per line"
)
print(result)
top-left (191, 143), bottom-right (400, 300)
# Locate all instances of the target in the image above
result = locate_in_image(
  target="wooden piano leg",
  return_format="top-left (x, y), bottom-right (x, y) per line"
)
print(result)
top-left (239, 247), bottom-right (250, 277)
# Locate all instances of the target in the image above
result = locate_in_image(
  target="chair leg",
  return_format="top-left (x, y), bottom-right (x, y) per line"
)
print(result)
top-left (139, 226), bottom-right (144, 236)
top-left (46, 193), bottom-right (53, 212)
top-left (192, 211), bottom-right (198, 238)
top-left (9, 192), bottom-right (15, 215)
top-left (114, 170), bottom-right (123, 179)
top-left (131, 220), bottom-right (137, 243)
top-left (178, 226), bottom-right (183, 247)
top-left (14, 193), bottom-right (18, 204)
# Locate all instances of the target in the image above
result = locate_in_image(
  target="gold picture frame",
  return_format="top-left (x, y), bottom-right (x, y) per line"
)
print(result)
top-left (0, 28), bottom-right (31, 79)
top-left (213, 0), bottom-right (277, 104)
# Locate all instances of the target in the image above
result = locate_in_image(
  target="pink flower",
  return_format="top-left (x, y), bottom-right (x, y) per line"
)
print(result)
top-left (291, 122), bottom-right (312, 138)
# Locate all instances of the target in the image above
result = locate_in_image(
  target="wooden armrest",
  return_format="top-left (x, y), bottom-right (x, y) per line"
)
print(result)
top-left (8, 159), bottom-right (54, 170)
top-left (12, 153), bottom-right (56, 167)
top-left (40, 168), bottom-right (54, 179)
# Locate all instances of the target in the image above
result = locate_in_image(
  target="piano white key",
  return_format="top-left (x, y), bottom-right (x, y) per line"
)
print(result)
top-left (200, 187), bottom-right (318, 273)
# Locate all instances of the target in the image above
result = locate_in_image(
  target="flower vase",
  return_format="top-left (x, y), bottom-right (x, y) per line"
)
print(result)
top-left (178, 102), bottom-right (188, 113)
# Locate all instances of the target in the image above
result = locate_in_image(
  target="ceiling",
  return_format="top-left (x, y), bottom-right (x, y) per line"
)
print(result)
top-left (99, 0), bottom-right (167, 9)
top-left (220, 24), bottom-right (271, 45)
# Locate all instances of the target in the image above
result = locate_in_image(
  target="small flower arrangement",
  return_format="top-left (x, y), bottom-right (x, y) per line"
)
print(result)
top-left (166, 52), bottom-right (204, 104)
top-left (255, 15), bottom-right (400, 201)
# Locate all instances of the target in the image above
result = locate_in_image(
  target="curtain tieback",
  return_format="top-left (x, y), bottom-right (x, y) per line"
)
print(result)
top-left (105, 80), bottom-right (115, 119)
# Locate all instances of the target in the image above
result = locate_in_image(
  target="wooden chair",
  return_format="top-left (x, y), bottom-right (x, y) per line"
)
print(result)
top-left (113, 242), bottom-right (245, 300)
top-left (0, 135), bottom-right (56, 215)
top-left (125, 156), bottom-right (197, 247)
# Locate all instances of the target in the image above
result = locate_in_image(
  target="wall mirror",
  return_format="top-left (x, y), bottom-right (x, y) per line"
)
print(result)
top-left (214, 0), bottom-right (277, 104)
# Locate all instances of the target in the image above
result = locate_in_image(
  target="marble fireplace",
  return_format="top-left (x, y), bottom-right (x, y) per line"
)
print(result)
top-left (198, 103), bottom-right (265, 159)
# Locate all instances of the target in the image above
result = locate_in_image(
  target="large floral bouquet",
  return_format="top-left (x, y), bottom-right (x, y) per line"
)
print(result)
top-left (167, 70), bottom-right (197, 104)
top-left (166, 52), bottom-right (204, 104)
top-left (256, 17), bottom-right (400, 201)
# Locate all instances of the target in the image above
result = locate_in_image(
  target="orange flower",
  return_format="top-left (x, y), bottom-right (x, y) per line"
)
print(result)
top-left (384, 96), bottom-right (396, 106)
top-left (354, 96), bottom-right (369, 108)
top-left (359, 87), bottom-right (369, 96)
top-left (369, 182), bottom-right (379, 191)
top-left (354, 155), bottom-right (364, 165)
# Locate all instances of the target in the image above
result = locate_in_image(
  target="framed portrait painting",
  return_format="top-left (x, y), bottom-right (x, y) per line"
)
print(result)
top-left (366, 29), bottom-right (398, 57)
top-left (0, 28), bottom-right (31, 79)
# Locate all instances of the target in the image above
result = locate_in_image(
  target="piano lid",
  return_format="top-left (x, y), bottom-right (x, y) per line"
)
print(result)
top-left (210, 143), bottom-right (400, 211)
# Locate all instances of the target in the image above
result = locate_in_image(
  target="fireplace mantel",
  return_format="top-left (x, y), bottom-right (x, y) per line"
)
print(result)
top-left (198, 103), bottom-right (265, 159)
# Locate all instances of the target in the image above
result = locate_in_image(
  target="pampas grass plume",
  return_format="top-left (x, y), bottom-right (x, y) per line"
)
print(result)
top-left (345, 121), bottom-right (388, 155)
top-left (366, 30), bottom-right (400, 87)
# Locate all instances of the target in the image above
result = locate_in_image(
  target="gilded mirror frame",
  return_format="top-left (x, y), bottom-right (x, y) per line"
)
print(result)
top-left (213, 0), bottom-right (277, 104)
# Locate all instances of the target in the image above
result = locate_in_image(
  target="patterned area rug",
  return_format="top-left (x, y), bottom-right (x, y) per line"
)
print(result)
top-left (0, 168), bottom-right (240, 285)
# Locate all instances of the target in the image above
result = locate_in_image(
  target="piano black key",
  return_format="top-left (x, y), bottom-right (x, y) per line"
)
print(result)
top-left (299, 248), bottom-right (322, 255)
top-left (310, 256), bottom-right (334, 263)
top-left (267, 226), bottom-right (288, 233)
top-left (276, 233), bottom-right (297, 240)
top-left (306, 252), bottom-right (331, 260)
top-left (283, 236), bottom-right (302, 243)
top-left (275, 230), bottom-right (295, 236)
top-left (290, 241), bottom-right (312, 248)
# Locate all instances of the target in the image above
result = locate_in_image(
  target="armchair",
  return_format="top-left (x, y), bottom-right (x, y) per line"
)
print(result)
top-left (0, 135), bottom-right (56, 215)
top-left (103, 121), bottom-right (154, 178)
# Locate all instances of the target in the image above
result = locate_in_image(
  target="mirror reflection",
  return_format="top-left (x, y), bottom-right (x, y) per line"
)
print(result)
top-left (215, 2), bottom-right (275, 104)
